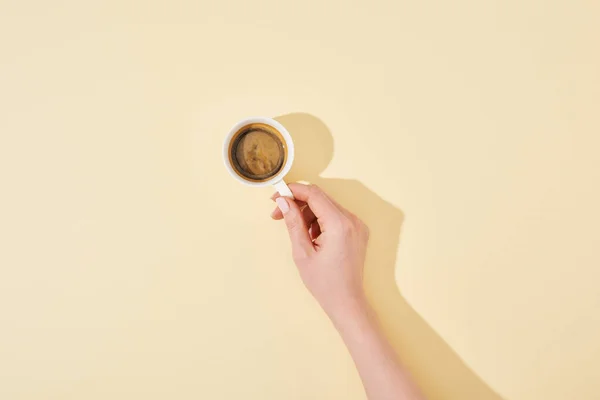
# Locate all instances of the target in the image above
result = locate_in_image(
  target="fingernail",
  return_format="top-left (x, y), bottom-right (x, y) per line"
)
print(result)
top-left (275, 197), bottom-right (289, 214)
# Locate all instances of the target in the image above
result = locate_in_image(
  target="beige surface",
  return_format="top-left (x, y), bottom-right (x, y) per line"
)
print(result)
top-left (1, 1), bottom-right (599, 399)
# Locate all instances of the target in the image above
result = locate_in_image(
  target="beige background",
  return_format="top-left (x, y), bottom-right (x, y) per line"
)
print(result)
top-left (1, 1), bottom-right (599, 399)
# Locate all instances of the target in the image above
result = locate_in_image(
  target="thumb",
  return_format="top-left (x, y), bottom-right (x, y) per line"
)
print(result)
top-left (276, 197), bottom-right (314, 258)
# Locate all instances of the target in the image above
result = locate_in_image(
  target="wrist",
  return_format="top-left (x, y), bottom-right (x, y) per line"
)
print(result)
top-left (325, 294), bottom-right (371, 327)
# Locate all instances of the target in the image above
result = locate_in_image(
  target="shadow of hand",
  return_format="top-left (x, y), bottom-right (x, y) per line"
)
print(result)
top-left (276, 113), bottom-right (503, 400)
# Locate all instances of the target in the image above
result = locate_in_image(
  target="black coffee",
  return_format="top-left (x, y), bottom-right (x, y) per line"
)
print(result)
top-left (229, 124), bottom-right (286, 181)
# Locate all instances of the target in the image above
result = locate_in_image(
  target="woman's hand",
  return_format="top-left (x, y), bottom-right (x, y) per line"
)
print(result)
top-left (270, 183), bottom-right (370, 319)
top-left (271, 183), bottom-right (425, 400)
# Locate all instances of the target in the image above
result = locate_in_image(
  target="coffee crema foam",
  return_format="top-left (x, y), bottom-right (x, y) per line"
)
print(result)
top-left (229, 124), bottom-right (286, 181)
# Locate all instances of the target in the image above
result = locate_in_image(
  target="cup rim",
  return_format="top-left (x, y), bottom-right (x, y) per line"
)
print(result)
top-left (223, 116), bottom-right (295, 188)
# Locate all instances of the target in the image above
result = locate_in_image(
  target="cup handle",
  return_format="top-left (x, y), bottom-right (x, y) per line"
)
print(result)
top-left (273, 180), bottom-right (294, 199)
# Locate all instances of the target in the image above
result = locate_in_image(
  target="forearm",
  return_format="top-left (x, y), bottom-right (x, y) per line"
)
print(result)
top-left (330, 298), bottom-right (425, 400)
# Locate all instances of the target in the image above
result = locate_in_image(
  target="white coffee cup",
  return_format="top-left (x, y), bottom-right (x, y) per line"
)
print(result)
top-left (223, 116), bottom-right (295, 198)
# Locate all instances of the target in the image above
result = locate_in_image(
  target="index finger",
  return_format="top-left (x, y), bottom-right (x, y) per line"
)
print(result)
top-left (288, 183), bottom-right (342, 223)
